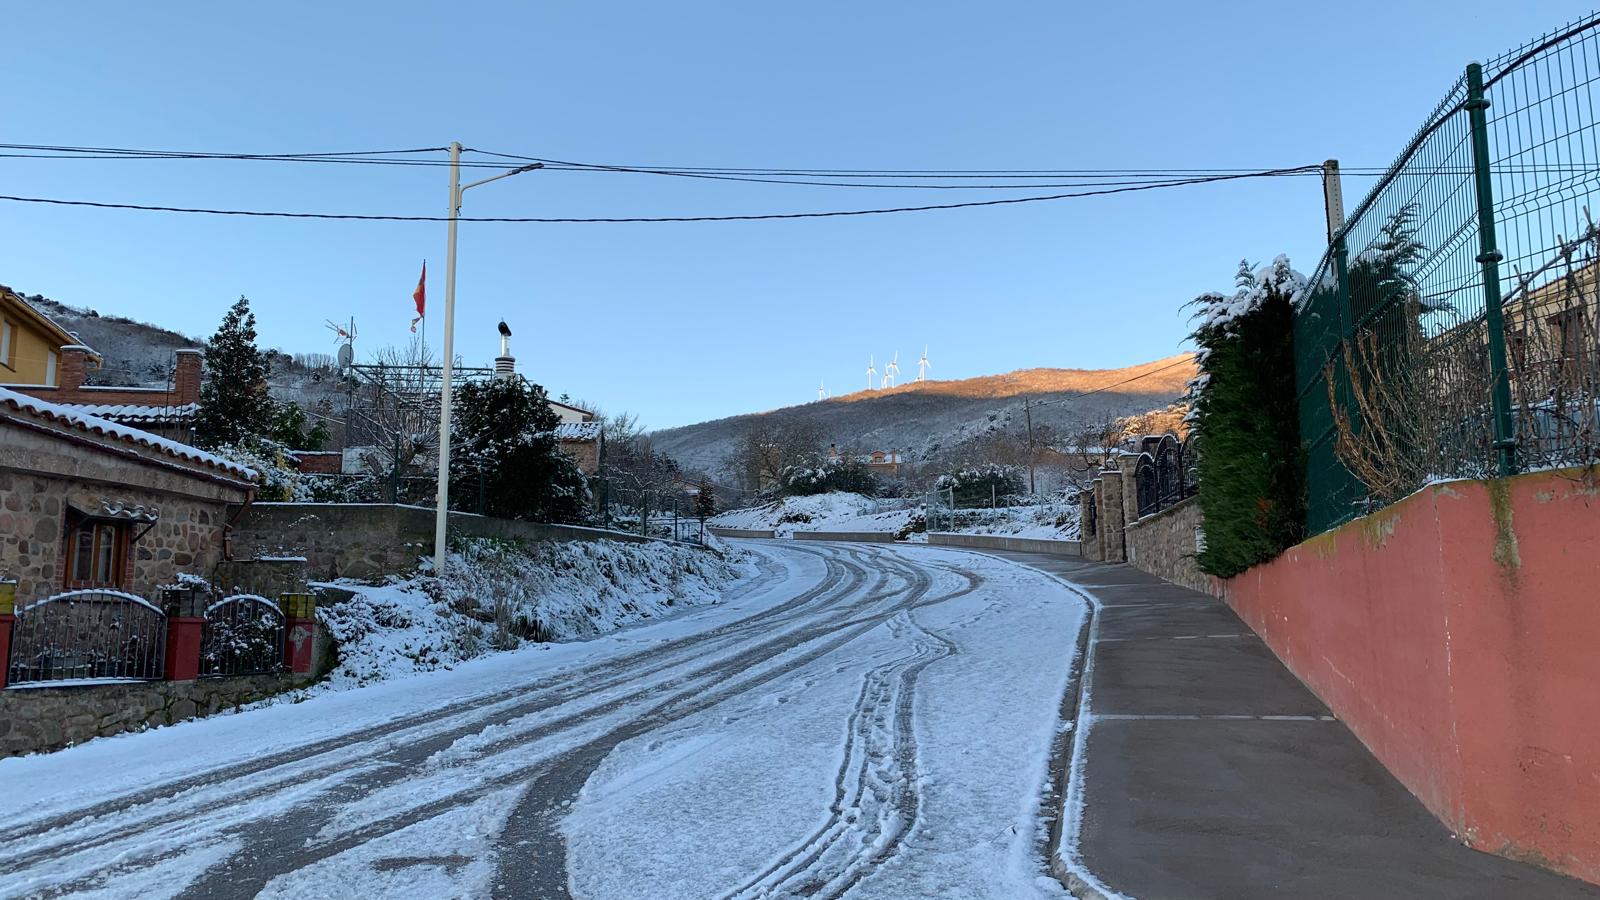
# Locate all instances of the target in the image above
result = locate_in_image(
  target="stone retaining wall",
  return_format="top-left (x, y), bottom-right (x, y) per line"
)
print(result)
top-left (925, 532), bottom-right (1081, 555)
top-left (792, 531), bottom-right (897, 543)
top-left (1124, 497), bottom-right (1215, 595)
top-left (232, 503), bottom-right (696, 580)
top-left (1, 672), bottom-right (303, 757)
top-left (707, 527), bottom-right (777, 539)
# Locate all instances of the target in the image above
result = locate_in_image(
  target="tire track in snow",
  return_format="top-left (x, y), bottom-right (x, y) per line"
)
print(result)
top-left (721, 566), bottom-right (961, 900)
top-left (6, 545), bottom-right (867, 896)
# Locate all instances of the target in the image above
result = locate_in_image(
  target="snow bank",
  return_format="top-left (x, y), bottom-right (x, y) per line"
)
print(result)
top-left (712, 491), bottom-right (1079, 542)
top-left (311, 538), bottom-right (757, 693)
top-left (710, 492), bottom-right (910, 537)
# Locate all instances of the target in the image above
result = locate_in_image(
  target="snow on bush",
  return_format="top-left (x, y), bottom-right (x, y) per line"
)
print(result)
top-left (934, 463), bottom-right (1026, 507)
top-left (310, 537), bottom-right (755, 692)
top-left (710, 491), bottom-right (890, 537)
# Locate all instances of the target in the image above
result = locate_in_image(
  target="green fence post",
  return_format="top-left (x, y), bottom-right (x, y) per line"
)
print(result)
top-left (1465, 61), bottom-right (1518, 477)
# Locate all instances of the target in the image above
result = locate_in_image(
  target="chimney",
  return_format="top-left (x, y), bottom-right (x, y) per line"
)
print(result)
top-left (494, 329), bottom-right (515, 381)
top-left (173, 349), bottom-right (203, 404)
top-left (58, 346), bottom-right (91, 392)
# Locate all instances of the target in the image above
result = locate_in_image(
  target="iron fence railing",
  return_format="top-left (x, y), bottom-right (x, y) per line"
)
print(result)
top-left (200, 594), bottom-right (286, 677)
top-left (1297, 13), bottom-right (1600, 534)
top-left (1133, 434), bottom-right (1198, 518)
top-left (8, 589), bottom-right (167, 686)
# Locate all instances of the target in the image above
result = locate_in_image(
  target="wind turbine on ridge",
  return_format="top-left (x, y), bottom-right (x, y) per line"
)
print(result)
top-left (866, 355), bottom-right (877, 391)
top-left (883, 351), bottom-right (900, 388)
top-left (917, 345), bottom-right (931, 383)
top-left (817, 379), bottom-right (828, 401)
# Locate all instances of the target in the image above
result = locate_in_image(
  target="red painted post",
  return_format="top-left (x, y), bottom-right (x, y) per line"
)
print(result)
top-left (0, 581), bottom-right (16, 690)
top-left (162, 587), bottom-right (205, 681)
top-left (281, 593), bottom-right (317, 675)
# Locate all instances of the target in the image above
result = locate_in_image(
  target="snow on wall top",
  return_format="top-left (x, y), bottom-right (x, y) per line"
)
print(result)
top-left (0, 387), bottom-right (254, 480)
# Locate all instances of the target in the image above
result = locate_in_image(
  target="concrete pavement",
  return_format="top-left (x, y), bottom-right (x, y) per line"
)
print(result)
top-left (980, 550), bottom-right (1600, 900)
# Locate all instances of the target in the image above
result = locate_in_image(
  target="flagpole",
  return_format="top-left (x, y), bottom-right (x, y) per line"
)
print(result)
top-left (433, 141), bottom-right (462, 575)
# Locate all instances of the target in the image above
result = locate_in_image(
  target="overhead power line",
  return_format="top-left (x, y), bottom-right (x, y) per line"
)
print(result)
top-left (0, 166), bottom-right (1323, 223)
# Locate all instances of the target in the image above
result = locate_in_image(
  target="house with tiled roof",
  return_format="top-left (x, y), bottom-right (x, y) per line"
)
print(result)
top-left (0, 385), bottom-right (254, 606)
top-left (0, 287), bottom-right (202, 441)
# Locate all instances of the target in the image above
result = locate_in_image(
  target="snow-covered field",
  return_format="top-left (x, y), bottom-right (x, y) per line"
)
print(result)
top-left (0, 542), bottom-right (1087, 899)
top-left (711, 491), bottom-right (1080, 542)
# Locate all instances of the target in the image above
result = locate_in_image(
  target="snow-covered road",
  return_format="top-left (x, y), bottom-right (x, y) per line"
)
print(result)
top-left (0, 542), bottom-right (1087, 899)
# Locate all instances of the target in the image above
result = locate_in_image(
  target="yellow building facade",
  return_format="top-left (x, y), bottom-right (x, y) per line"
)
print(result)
top-left (0, 289), bottom-right (96, 387)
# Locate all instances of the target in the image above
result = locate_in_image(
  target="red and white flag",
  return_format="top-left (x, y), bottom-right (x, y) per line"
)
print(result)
top-left (410, 261), bottom-right (427, 333)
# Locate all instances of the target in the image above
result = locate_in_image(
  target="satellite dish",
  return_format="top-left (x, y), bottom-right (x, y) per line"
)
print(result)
top-left (336, 343), bottom-right (354, 371)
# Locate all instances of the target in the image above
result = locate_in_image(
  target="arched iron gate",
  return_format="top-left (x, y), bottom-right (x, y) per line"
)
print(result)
top-left (8, 589), bottom-right (167, 686)
top-left (200, 594), bottom-right (286, 677)
top-left (1135, 433), bottom-right (1198, 518)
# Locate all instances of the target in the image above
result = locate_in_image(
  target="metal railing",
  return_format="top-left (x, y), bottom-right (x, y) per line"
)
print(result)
top-left (200, 594), bottom-right (286, 677)
top-left (1133, 434), bottom-right (1197, 518)
top-left (1297, 14), bottom-right (1600, 534)
top-left (8, 589), bottom-right (167, 686)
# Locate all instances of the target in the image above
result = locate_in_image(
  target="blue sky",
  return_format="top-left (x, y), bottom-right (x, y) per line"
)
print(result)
top-left (2, 1), bottom-right (1588, 428)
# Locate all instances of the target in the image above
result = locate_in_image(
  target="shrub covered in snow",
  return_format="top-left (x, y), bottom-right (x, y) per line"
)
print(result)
top-left (778, 454), bottom-right (879, 497)
top-left (310, 537), bottom-right (754, 692)
top-left (209, 442), bottom-right (313, 501)
top-left (934, 463), bottom-right (1025, 508)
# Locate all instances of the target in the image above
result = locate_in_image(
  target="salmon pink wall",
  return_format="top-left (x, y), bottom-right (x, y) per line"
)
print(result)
top-left (1224, 467), bottom-right (1600, 885)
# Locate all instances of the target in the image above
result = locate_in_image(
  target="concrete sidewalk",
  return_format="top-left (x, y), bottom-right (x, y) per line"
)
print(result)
top-left (985, 550), bottom-right (1600, 900)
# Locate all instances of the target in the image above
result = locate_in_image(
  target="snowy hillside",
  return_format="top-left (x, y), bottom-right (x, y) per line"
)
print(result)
top-left (650, 354), bottom-right (1195, 475)
top-left (311, 537), bottom-right (757, 693)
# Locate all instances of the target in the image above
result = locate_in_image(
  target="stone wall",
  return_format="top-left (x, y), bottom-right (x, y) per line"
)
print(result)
top-left (212, 557), bottom-right (313, 598)
top-left (1, 672), bottom-right (301, 756)
top-left (231, 503), bottom-right (695, 580)
top-left (707, 527), bottom-right (777, 539)
top-left (792, 530), bottom-right (897, 543)
top-left (1124, 497), bottom-right (1216, 595)
top-left (926, 532), bottom-right (1082, 555)
top-left (559, 438), bottom-right (601, 475)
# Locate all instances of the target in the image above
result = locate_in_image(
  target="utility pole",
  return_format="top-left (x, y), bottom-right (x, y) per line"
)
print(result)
top-left (1322, 159), bottom-right (1346, 244)
top-left (431, 145), bottom-right (542, 572)
top-left (1024, 397), bottom-right (1037, 496)
top-left (433, 141), bottom-right (463, 574)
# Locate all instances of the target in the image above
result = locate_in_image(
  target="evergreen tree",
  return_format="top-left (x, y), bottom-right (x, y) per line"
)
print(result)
top-left (267, 400), bottom-right (331, 450)
top-left (1190, 256), bottom-right (1307, 577)
top-left (694, 482), bottom-right (716, 521)
top-left (193, 296), bottom-right (274, 449)
top-left (450, 377), bottom-right (590, 523)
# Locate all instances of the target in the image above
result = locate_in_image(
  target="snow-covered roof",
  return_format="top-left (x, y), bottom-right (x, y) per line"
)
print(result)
top-left (554, 421), bottom-right (603, 441)
top-left (0, 387), bottom-right (253, 480)
top-left (59, 402), bottom-right (199, 424)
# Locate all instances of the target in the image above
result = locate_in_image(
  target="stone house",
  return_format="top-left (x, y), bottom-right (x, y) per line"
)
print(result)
top-left (0, 387), bottom-right (254, 604)
top-left (556, 421), bottom-right (604, 474)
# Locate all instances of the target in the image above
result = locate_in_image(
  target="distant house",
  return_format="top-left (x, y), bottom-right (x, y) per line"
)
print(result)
top-left (545, 399), bottom-right (604, 474)
top-left (1, 287), bottom-right (201, 441)
top-left (826, 444), bottom-right (903, 477)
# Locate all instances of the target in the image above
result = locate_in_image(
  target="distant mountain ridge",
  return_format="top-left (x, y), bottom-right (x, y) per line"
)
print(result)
top-left (649, 354), bottom-right (1196, 476)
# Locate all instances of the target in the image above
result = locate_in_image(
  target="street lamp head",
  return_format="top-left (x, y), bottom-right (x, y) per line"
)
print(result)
top-left (511, 163), bottom-right (545, 175)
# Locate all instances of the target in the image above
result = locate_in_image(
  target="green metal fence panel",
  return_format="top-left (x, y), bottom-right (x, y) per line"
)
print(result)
top-left (1295, 14), bottom-right (1600, 535)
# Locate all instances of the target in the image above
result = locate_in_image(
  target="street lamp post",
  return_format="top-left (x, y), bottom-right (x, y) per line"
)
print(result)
top-left (433, 142), bottom-right (542, 573)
